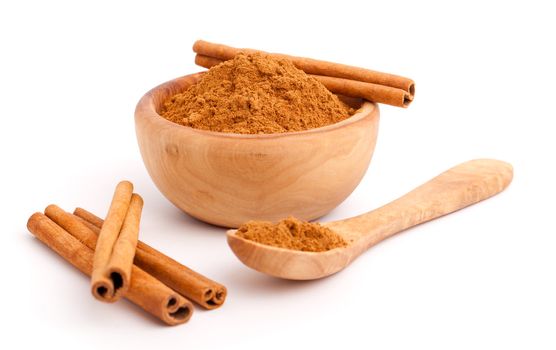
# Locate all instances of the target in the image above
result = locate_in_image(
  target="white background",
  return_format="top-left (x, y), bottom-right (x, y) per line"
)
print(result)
top-left (1, 1), bottom-right (555, 349)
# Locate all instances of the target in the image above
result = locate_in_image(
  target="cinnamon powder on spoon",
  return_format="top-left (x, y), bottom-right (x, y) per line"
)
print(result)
top-left (236, 217), bottom-right (347, 252)
top-left (160, 52), bottom-right (354, 134)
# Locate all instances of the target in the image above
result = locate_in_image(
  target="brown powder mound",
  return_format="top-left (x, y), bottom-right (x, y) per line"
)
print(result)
top-left (236, 217), bottom-right (347, 252)
top-left (160, 52), bottom-right (354, 134)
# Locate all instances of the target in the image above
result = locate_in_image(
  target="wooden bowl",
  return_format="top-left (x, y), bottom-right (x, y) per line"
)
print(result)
top-left (135, 73), bottom-right (380, 228)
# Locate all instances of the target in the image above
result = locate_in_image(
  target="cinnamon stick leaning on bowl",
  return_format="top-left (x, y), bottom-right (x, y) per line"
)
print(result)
top-left (192, 39), bottom-right (414, 107)
top-left (27, 212), bottom-right (193, 326)
top-left (73, 207), bottom-right (227, 309)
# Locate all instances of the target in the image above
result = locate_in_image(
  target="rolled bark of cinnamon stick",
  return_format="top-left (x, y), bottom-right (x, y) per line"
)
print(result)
top-left (195, 54), bottom-right (412, 107)
top-left (91, 181), bottom-right (140, 302)
top-left (193, 39), bottom-right (415, 98)
top-left (73, 207), bottom-right (227, 309)
top-left (28, 212), bottom-right (193, 326)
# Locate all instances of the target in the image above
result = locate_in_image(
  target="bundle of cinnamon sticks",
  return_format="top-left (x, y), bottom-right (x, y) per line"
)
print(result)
top-left (27, 181), bottom-right (226, 326)
top-left (192, 40), bottom-right (415, 108)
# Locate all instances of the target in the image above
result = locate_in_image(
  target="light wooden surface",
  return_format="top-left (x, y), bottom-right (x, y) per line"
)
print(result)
top-left (135, 73), bottom-right (380, 227)
top-left (227, 159), bottom-right (513, 280)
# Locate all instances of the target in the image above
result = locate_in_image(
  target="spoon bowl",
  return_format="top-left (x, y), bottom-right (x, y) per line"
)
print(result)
top-left (227, 159), bottom-right (514, 280)
top-left (226, 232), bottom-right (355, 279)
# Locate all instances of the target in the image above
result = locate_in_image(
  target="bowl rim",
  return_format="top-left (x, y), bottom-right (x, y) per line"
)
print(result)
top-left (135, 72), bottom-right (379, 140)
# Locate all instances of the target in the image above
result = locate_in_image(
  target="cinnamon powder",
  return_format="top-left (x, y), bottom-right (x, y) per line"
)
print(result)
top-left (160, 53), bottom-right (354, 134)
top-left (236, 217), bottom-right (347, 252)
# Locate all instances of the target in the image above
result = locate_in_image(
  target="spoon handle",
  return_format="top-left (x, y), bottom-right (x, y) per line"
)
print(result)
top-left (330, 159), bottom-right (513, 250)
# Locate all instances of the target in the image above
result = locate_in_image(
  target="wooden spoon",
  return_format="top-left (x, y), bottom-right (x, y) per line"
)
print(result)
top-left (226, 159), bottom-right (513, 280)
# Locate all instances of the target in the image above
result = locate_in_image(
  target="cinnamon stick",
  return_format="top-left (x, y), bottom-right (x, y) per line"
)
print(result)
top-left (193, 39), bottom-right (415, 100)
top-left (195, 54), bottom-right (412, 107)
top-left (74, 207), bottom-right (227, 309)
top-left (27, 212), bottom-right (193, 326)
top-left (91, 181), bottom-right (141, 302)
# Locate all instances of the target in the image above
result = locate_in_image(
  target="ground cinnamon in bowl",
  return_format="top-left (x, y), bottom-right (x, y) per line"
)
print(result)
top-left (236, 217), bottom-right (347, 252)
top-left (160, 52), bottom-right (355, 134)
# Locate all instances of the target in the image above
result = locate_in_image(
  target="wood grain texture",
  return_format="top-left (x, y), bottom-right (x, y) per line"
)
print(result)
top-left (135, 73), bottom-right (380, 227)
top-left (227, 159), bottom-right (513, 280)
